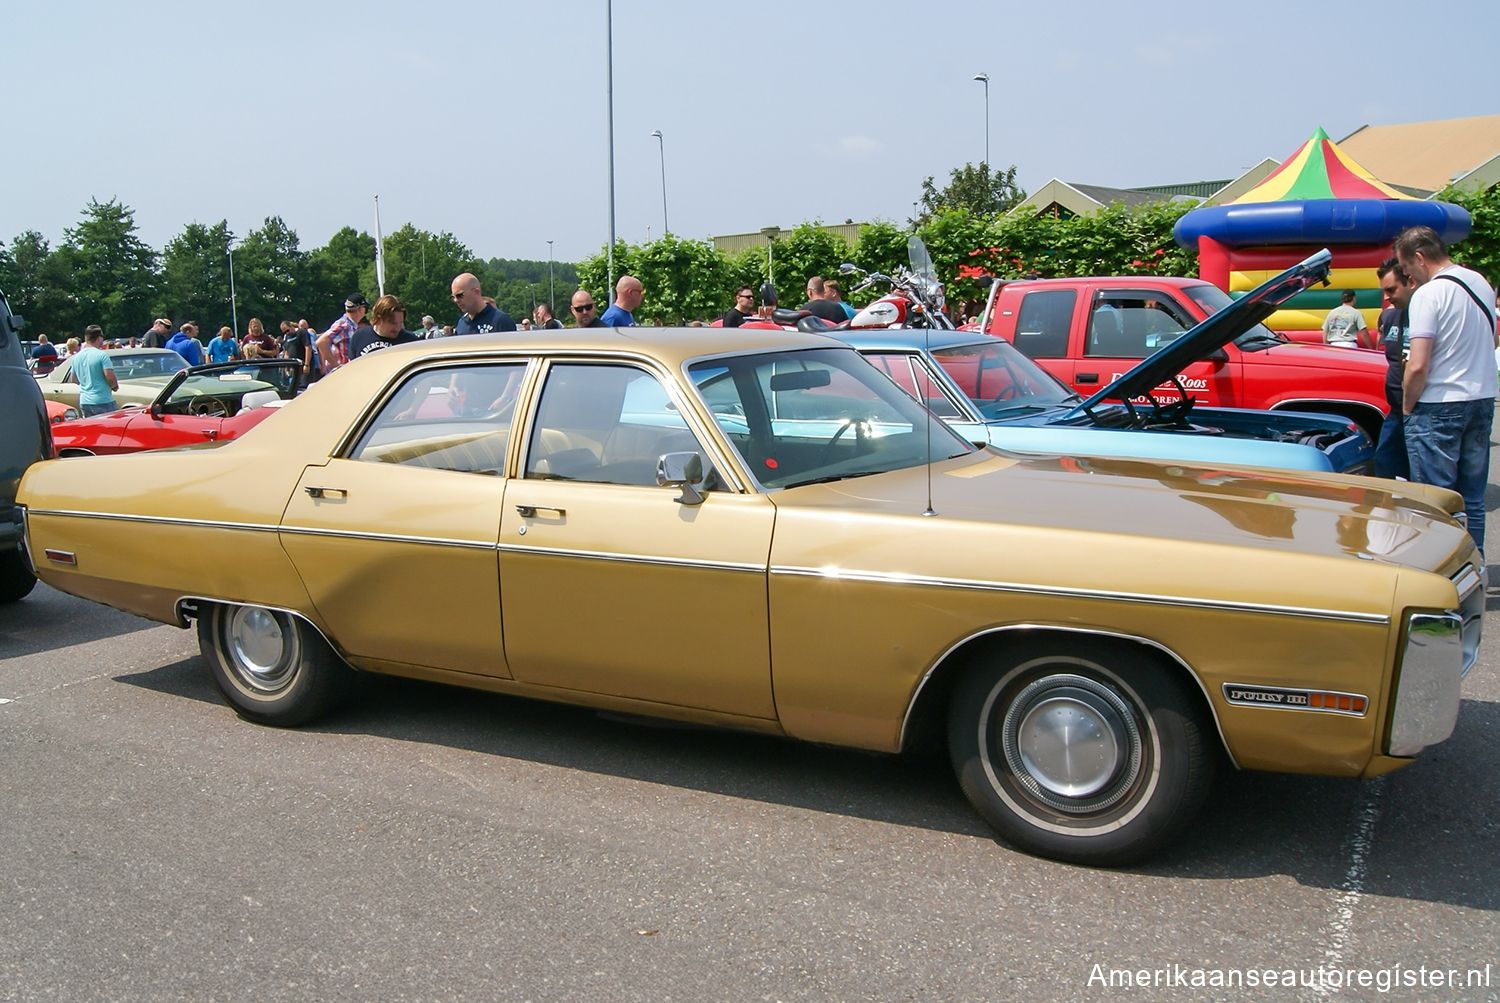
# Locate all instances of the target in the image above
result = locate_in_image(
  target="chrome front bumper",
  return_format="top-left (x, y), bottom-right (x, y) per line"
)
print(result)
top-left (1387, 565), bottom-right (1483, 757)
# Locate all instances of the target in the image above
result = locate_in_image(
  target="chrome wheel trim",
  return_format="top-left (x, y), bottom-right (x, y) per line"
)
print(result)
top-left (224, 606), bottom-right (298, 693)
top-left (1002, 675), bottom-right (1140, 812)
top-left (978, 657), bottom-right (1161, 836)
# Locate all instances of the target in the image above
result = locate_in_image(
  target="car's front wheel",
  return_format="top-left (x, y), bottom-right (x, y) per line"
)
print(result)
top-left (0, 547), bottom-right (37, 603)
top-left (948, 639), bottom-right (1213, 866)
top-left (197, 602), bottom-right (352, 726)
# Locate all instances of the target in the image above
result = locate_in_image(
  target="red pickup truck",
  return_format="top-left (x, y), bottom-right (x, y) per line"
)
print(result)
top-left (976, 276), bottom-right (1390, 439)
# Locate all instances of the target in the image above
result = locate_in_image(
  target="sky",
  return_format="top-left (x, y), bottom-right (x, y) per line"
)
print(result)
top-left (8, 0), bottom-right (1499, 264)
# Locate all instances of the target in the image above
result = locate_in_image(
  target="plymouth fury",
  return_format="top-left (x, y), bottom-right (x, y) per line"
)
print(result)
top-left (17, 326), bottom-right (1482, 864)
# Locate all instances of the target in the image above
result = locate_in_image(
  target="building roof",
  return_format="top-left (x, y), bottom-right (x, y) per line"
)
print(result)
top-left (1009, 179), bottom-right (1185, 217)
top-left (1338, 114), bottom-right (1500, 192)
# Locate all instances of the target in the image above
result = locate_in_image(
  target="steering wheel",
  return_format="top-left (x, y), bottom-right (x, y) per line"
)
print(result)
top-left (188, 396), bottom-right (229, 417)
top-left (818, 418), bottom-right (867, 466)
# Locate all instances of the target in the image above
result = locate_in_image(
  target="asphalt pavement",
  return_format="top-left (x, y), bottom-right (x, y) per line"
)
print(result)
top-left (2, 458), bottom-right (1499, 1002)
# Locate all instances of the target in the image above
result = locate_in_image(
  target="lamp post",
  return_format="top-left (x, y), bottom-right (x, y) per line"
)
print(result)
top-left (546, 239), bottom-right (555, 313)
top-left (760, 226), bottom-right (780, 287)
top-left (606, 0), bottom-right (616, 290)
top-left (227, 239), bottom-right (239, 336)
top-left (650, 129), bottom-right (669, 236)
top-left (973, 72), bottom-right (990, 169)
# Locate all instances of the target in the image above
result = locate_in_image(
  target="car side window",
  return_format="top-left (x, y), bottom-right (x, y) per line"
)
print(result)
top-left (1086, 293), bottom-right (1193, 358)
top-left (864, 352), bottom-right (962, 417)
top-left (349, 363), bottom-right (526, 475)
top-left (525, 363), bottom-right (711, 487)
top-left (1012, 289), bottom-right (1075, 359)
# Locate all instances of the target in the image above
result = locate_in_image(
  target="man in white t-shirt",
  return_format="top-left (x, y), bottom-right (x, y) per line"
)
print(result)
top-left (1321, 290), bottom-right (1369, 347)
top-left (1395, 225), bottom-right (1499, 551)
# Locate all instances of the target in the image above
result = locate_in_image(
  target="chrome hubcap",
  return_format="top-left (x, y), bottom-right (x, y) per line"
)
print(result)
top-left (226, 606), bottom-right (295, 692)
top-left (1001, 674), bottom-right (1142, 814)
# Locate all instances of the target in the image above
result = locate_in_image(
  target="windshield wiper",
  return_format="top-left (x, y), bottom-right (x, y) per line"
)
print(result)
top-left (982, 403), bottom-right (1055, 416)
top-left (781, 469), bottom-right (891, 489)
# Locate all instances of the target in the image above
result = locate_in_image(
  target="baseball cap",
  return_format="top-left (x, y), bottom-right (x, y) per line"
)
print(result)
top-left (345, 293), bottom-right (368, 310)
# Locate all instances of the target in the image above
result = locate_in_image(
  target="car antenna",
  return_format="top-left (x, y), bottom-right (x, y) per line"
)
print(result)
top-left (922, 305), bottom-right (936, 518)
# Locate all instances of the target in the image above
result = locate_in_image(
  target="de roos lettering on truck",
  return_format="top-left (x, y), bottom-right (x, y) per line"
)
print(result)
top-left (17, 324), bottom-right (1481, 867)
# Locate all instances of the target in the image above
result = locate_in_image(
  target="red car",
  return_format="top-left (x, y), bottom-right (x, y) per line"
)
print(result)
top-left (44, 400), bottom-right (79, 425)
top-left (976, 274), bottom-right (1390, 439)
top-left (50, 360), bottom-right (301, 457)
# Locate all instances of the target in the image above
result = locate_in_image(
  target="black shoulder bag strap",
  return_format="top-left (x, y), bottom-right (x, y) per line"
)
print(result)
top-left (1435, 273), bottom-right (1498, 330)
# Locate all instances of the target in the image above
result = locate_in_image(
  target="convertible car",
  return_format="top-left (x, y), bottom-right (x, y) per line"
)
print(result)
top-left (17, 327), bottom-right (1482, 865)
top-left (35, 347), bottom-right (189, 410)
top-left (50, 359), bottom-right (301, 457)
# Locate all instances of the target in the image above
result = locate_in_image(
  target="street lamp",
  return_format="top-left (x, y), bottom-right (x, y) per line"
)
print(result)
top-left (650, 129), bottom-right (669, 237)
top-left (973, 72), bottom-right (990, 169)
top-left (226, 238), bottom-right (239, 336)
top-left (760, 226), bottom-right (781, 287)
top-left (606, 0), bottom-right (617, 289)
top-left (546, 239), bottom-right (555, 312)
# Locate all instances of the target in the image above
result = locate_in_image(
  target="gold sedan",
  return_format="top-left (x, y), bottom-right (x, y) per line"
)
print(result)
top-left (16, 327), bottom-right (1483, 865)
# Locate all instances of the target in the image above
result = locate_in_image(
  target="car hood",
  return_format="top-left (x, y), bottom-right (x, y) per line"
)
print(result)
top-left (1237, 339), bottom-right (1388, 373)
top-left (1071, 249), bottom-right (1333, 414)
top-left (778, 449), bottom-right (1466, 573)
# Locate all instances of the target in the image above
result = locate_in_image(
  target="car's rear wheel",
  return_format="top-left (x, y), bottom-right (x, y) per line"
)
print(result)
top-left (197, 602), bottom-right (352, 726)
top-left (948, 638), bottom-right (1213, 866)
top-left (0, 547), bottom-right (37, 603)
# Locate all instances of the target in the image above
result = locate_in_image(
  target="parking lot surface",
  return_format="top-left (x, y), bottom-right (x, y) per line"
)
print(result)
top-left (2, 478), bottom-right (1498, 1002)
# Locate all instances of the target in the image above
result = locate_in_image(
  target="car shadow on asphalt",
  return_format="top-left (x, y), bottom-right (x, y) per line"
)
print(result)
top-left (0, 583), bottom-right (160, 659)
top-left (116, 657), bottom-right (1498, 909)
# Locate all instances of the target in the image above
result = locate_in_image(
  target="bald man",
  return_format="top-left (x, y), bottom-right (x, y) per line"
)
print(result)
top-left (599, 275), bottom-right (643, 328)
top-left (451, 272), bottom-right (516, 335)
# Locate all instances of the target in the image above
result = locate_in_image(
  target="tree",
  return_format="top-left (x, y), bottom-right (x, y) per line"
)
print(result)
top-left (61, 198), bottom-right (159, 340)
top-left (915, 162), bottom-right (1025, 225)
top-left (233, 216), bottom-right (305, 330)
top-left (304, 227), bottom-right (375, 324)
top-left (361, 225), bottom-right (480, 328)
top-left (158, 221), bottom-right (235, 333)
top-left (633, 234), bottom-right (734, 324)
top-left (0, 231), bottom-right (81, 336)
top-left (761, 223), bottom-right (850, 308)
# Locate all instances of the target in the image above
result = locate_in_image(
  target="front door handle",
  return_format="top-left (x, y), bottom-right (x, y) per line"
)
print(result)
top-left (1076, 373), bottom-right (1099, 384)
top-left (304, 486), bottom-right (348, 499)
top-left (516, 504), bottom-right (566, 518)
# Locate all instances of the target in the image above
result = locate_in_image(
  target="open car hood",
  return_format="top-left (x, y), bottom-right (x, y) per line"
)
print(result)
top-left (1068, 249), bottom-right (1332, 415)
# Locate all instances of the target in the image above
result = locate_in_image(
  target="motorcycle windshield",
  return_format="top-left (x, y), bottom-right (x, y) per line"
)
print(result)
top-left (908, 236), bottom-right (936, 283)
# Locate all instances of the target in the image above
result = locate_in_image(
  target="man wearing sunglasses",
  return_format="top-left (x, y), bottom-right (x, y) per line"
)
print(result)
top-left (570, 289), bottom-right (606, 328)
top-left (722, 285), bottom-right (755, 328)
top-left (451, 272), bottom-right (516, 335)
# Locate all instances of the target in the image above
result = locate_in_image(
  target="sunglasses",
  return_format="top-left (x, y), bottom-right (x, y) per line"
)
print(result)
top-left (573, 303), bottom-right (595, 312)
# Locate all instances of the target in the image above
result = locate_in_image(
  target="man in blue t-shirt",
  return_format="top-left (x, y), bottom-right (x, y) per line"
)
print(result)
top-left (451, 272), bottom-right (516, 335)
top-left (73, 326), bottom-right (120, 417)
top-left (29, 334), bottom-right (59, 375)
top-left (599, 275), bottom-right (643, 327)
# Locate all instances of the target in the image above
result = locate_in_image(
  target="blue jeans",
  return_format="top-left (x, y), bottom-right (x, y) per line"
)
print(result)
top-left (1374, 409), bottom-right (1409, 479)
top-left (79, 401), bottom-right (118, 418)
top-left (1404, 397), bottom-right (1494, 552)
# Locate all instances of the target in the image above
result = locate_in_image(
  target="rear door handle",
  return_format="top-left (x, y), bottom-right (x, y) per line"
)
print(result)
top-left (515, 505), bottom-right (566, 518)
top-left (304, 486), bottom-right (348, 499)
top-left (1076, 373), bottom-right (1099, 384)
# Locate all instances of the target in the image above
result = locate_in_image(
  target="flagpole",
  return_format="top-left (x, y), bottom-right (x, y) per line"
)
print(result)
top-left (374, 194), bottom-right (386, 296)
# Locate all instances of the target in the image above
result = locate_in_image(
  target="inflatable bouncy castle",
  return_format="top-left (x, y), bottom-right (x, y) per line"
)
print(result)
top-left (1174, 127), bottom-right (1471, 342)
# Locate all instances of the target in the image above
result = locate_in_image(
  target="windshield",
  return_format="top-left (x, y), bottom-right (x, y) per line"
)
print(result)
top-left (160, 361), bottom-right (299, 415)
top-left (690, 347), bottom-right (970, 489)
top-left (1183, 284), bottom-right (1286, 345)
top-left (930, 340), bottom-right (1076, 418)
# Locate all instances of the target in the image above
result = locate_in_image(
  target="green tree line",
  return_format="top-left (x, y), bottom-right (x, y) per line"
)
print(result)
top-left (4, 173), bottom-right (1495, 339)
top-left (0, 198), bottom-right (579, 340)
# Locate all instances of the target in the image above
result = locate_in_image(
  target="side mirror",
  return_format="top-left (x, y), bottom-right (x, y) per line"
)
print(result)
top-left (656, 451), bottom-right (705, 506)
top-left (149, 402), bottom-right (163, 419)
top-left (1207, 347), bottom-right (1229, 365)
top-left (838, 262), bottom-right (861, 275)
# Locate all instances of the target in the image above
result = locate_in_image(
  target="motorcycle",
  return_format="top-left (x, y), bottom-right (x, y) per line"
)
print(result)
top-left (746, 235), bottom-right (957, 333)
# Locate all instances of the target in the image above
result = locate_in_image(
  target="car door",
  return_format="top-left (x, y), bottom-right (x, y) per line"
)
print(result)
top-left (279, 361), bottom-right (528, 677)
top-left (1080, 288), bottom-right (1238, 406)
top-left (999, 287), bottom-right (1079, 389)
top-left (498, 359), bottom-right (776, 719)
